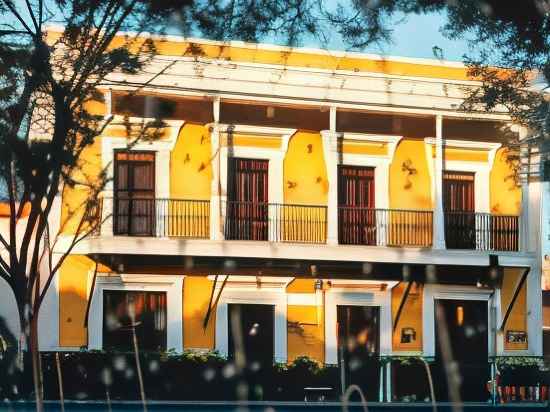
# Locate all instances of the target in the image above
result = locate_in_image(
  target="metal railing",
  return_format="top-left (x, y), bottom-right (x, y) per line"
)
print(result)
top-left (112, 197), bottom-right (210, 238)
top-left (224, 201), bottom-right (327, 243)
top-left (338, 207), bottom-right (433, 247)
top-left (444, 212), bottom-right (519, 251)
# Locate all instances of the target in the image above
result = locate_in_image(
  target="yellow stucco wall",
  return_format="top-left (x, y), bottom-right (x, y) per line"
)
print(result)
top-left (501, 268), bottom-right (528, 351)
top-left (59, 255), bottom-right (93, 347)
top-left (445, 148), bottom-right (488, 163)
top-left (389, 139), bottom-right (432, 210)
top-left (286, 279), bottom-right (324, 362)
top-left (391, 283), bottom-right (423, 352)
top-left (183, 276), bottom-right (216, 349)
top-left (284, 132), bottom-right (328, 206)
top-left (287, 279), bottom-right (315, 293)
top-left (490, 148), bottom-right (522, 215)
top-left (287, 305), bottom-right (324, 363)
top-left (60, 135), bottom-right (103, 235)
top-left (171, 123), bottom-right (212, 200)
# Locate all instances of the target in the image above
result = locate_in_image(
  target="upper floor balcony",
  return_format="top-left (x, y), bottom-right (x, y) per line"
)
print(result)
top-left (75, 115), bottom-right (528, 264)
top-left (94, 196), bottom-right (520, 252)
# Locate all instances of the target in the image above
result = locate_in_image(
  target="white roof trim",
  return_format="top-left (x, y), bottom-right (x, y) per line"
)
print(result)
top-left (424, 138), bottom-right (502, 151)
top-left (45, 24), bottom-right (467, 68)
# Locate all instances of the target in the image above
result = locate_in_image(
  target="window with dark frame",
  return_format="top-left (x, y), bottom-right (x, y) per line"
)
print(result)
top-left (103, 290), bottom-right (167, 352)
top-left (114, 151), bottom-right (156, 236)
top-left (337, 165), bottom-right (376, 245)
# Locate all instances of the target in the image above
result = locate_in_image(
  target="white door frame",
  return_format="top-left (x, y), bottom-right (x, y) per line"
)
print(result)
top-left (324, 281), bottom-right (394, 364)
top-left (213, 276), bottom-right (292, 363)
top-left (423, 284), bottom-right (497, 357)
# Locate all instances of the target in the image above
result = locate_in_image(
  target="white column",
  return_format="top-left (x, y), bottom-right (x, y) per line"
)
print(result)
top-left (156, 150), bottom-right (170, 237)
top-left (329, 106), bottom-right (337, 132)
top-left (520, 181), bottom-right (530, 252)
top-left (433, 114), bottom-right (446, 249)
top-left (101, 195), bottom-right (114, 236)
top-left (209, 97), bottom-right (222, 240)
top-left (322, 130), bottom-right (339, 245)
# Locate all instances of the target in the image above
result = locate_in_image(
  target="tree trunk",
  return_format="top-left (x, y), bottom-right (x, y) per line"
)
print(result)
top-left (29, 315), bottom-right (44, 412)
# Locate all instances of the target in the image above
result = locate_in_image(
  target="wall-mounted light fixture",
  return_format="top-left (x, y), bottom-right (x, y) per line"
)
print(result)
top-left (198, 162), bottom-right (206, 172)
top-left (287, 180), bottom-right (297, 189)
top-left (456, 305), bottom-right (464, 326)
top-left (184, 153), bottom-right (191, 163)
top-left (307, 144), bottom-right (313, 153)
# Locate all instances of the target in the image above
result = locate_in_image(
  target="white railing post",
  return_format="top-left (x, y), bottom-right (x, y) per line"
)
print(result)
top-left (210, 98), bottom-right (223, 241)
top-left (433, 115), bottom-right (446, 249)
top-left (322, 127), bottom-right (339, 246)
top-left (101, 193), bottom-right (114, 236)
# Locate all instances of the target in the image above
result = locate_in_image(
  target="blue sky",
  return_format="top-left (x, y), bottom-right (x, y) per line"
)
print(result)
top-left (295, 11), bottom-right (473, 63)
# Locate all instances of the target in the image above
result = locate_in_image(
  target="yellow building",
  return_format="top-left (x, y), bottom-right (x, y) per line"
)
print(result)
top-left (38, 29), bottom-right (543, 402)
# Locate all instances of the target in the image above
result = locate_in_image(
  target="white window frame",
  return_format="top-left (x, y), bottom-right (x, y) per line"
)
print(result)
top-left (88, 274), bottom-right (184, 352)
top-left (424, 138), bottom-right (501, 214)
top-left (321, 131), bottom-right (401, 244)
top-left (324, 280), bottom-right (395, 364)
top-left (422, 284), bottom-right (499, 357)
top-left (217, 124), bottom-right (296, 203)
top-left (213, 276), bottom-right (292, 363)
top-left (99, 116), bottom-right (184, 236)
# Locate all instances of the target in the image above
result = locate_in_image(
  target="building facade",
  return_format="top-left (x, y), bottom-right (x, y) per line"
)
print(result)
top-left (4, 29), bottom-right (545, 402)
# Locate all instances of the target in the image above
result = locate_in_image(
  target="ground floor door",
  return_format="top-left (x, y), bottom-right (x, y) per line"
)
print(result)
top-left (228, 304), bottom-right (275, 370)
top-left (337, 305), bottom-right (380, 401)
top-left (434, 299), bottom-right (489, 402)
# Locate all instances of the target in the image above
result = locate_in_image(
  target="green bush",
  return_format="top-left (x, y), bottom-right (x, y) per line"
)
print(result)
top-left (34, 351), bottom-right (340, 401)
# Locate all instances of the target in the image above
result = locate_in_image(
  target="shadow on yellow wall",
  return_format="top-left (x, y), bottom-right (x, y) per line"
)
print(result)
top-left (490, 148), bottom-right (521, 215)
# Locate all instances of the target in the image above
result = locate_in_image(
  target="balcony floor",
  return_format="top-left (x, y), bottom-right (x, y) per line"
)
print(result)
top-left (66, 236), bottom-right (534, 270)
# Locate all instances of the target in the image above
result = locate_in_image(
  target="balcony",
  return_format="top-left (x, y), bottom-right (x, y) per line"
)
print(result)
top-left (112, 197), bottom-right (210, 238)
top-left (92, 197), bottom-right (521, 254)
top-left (223, 201), bottom-right (327, 244)
top-left (338, 207), bottom-right (433, 247)
top-left (444, 212), bottom-right (520, 252)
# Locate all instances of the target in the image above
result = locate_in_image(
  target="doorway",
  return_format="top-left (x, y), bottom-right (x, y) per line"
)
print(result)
top-left (226, 158), bottom-right (269, 240)
top-left (443, 171), bottom-right (476, 249)
top-left (227, 304), bottom-right (275, 369)
top-left (337, 165), bottom-right (376, 245)
top-left (337, 305), bottom-right (380, 401)
top-left (434, 299), bottom-right (489, 402)
top-left (113, 151), bottom-right (156, 236)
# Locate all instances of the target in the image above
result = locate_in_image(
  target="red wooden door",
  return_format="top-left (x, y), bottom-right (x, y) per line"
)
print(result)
top-left (114, 151), bottom-right (156, 236)
top-left (226, 158), bottom-right (269, 240)
top-left (443, 171), bottom-right (475, 249)
top-left (338, 166), bottom-right (376, 245)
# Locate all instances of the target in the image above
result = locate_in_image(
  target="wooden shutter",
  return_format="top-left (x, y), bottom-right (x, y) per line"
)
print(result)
top-left (226, 158), bottom-right (269, 240)
top-left (443, 171), bottom-right (475, 248)
top-left (114, 151), bottom-right (155, 235)
top-left (443, 171), bottom-right (475, 212)
top-left (338, 166), bottom-right (376, 245)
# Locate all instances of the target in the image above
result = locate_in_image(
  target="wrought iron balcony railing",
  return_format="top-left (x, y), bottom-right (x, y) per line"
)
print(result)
top-left (224, 201), bottom-right (327, 244)
top-left (338, 207), bottom-right (433, 247)
top-left (444, 212), bottom-right (520, 251)
top-left (112, 197), bottom-right (210, 238)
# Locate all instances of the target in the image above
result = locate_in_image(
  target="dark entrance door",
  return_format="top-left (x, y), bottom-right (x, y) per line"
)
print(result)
top-left (434, 299), bottom-right (489, 402)
top-left (443, 171), bottom-right (475, 249)
top-left (114, 151), bottom-right (156, 236)
top-left (226, 158), bottom-right (269, 240)
top-left (337, 305), bottom-right (380, 401)
top-left (228, 304), bottom-right (274, 369)
top-left (338, 165), bottom-right (376, 245)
